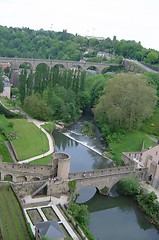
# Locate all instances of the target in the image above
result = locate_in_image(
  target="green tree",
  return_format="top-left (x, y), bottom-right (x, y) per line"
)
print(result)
top-left (69, 202), bottom-right (90, 225)
top-left (144, 72), bottom-right (159, 105)
top-left (94, 73), bottom-right (157, 132)
top-left (18, 69), bottom-right (27, 104)
top-left (26, 70), bottom-right (33, 96)
top-left (147, 51), bottom-right (158, 64)
top-left (119, 177), bottom-right (140, 196)
top-left (24, 95), bottom-right (51, 120)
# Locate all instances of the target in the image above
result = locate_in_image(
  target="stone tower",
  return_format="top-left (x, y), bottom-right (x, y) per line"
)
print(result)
top-left (54, 153), bottom-right (70, 180)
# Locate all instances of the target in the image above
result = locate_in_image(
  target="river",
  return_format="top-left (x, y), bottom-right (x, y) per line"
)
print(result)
top-left (52, 117), bottom-right (159, 240)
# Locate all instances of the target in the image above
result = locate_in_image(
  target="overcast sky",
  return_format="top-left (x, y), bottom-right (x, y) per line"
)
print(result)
top-left (0, 0), bottom-right (159, 50)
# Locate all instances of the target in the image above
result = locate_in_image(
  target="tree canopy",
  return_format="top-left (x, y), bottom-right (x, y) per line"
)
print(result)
top-left (0, 25), bottom-right (159, 64)
top-left (94, 73), bottom-right (157, 132)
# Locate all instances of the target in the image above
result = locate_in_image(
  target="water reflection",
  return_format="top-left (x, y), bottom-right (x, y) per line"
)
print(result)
top-left (53, 130), bottom-right (112, 172)
top-left (75, 186), bottom-right (97, 204)
top-left (52, 126), bottom-right (159, 240)
top-left (85, 192), bottom-right (159, 240)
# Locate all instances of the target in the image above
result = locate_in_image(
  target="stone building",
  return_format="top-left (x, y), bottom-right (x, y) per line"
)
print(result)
top-left (122, 144), bottom-right (159, 189)
top-left (0, 76), bottom-right (11, 99)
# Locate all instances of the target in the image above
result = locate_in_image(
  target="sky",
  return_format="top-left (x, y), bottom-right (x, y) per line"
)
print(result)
top-left (0, 0), bottom-right (159, 50)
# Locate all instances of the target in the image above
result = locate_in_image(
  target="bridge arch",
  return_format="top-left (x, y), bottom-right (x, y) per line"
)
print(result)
top-left (19, 62), bottom-right (33, 70)
top-left (16, 176), bottom-right (27, 182)
top-left (53, 64), bottom-right (65, 69)
top-left (86, 65), bottom-right (99, 74)
top-left (101, 66), bottom-right (111, 74)
top-left (4, 174), bottom-right (13, 182)
top-left (75, 185), bottom-right (97, 203)
top-left (35, 62), bottom-right (50, 71)
top-left (72, 64), bottom-right (83, 71)
top-left (30, 177), bottom-right (40, 181)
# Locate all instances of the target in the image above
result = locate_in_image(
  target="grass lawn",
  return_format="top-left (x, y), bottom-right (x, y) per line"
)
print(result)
top-left (0, 97), bottom-right (16, 110)
top-left (9, 119), bottom-right (49, 160)
top-left (30, 154), bottom-right (53, 165)
top-left (0, 186), bottom-right (31, 240)
top-left (107, 130), bottom-right (156, 165)
top-left (0, 114), bottom-right (14, 162)
top-left (140, 108), bottom-right (159, 137)
top-left (0, 114), bottom-right (13, 134)
top-left (0, 142), bottom-right (13, 162)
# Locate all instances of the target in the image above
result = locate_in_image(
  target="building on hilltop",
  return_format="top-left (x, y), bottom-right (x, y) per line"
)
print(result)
top-left (85, 35), bottom-right (105, 41)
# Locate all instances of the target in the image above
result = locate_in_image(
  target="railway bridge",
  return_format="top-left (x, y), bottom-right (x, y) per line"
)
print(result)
top-left (0, 57), bottom-right (121, 85)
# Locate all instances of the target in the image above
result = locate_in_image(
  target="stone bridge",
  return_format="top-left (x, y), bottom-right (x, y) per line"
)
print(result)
top-left (0, 57), bottom-right (120, 85)
top-left (47, 166), bottom-right (146, 196)
top-left (69, 166), bottom-right (146, 194)
top-left (0, 153), bottom-right (147, 198)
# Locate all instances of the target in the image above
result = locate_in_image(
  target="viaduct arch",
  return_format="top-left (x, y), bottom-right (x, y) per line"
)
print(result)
top-left (0, 57), bottom-right (121, 85)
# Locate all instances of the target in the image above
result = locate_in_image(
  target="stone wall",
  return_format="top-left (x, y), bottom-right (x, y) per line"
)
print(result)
top-left (123, 60), bottom-right (146, 73)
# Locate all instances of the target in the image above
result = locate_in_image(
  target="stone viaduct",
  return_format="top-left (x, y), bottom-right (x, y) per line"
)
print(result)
top-left (0, 57), bottom-right (120, 85)
top-left (0, 152), bottom-right (147, 200)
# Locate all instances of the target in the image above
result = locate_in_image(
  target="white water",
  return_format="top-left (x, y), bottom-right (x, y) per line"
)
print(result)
top-left (63, 131), bottom-right (104, 156)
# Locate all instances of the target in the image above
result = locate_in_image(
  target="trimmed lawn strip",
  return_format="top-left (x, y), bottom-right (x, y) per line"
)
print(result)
top-left (0, 114), bottom-right (14, 162)
top-left (9, 119), bottom-right (49, 160)
top-left (108, 130), bottom-right (156, 165)
top-left (30, 154), bottom-right (52, 165)
top-left (0, 142), bottom-right (13, 162)
top-left (41, 207), bottom-right (60, 221)
top-left (8, 188), bottom-right (31, 239)
top-left (0, 187), bottom-right (30, 240)
top-left (0, 114), bottom-right (14, 136)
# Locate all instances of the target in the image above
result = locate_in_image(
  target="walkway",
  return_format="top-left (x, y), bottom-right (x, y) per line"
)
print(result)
top-left (23, 195), bottom-right (79, 240)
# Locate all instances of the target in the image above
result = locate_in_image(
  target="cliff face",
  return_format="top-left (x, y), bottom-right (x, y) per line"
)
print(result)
top-left (123, 60), bottom-right (146, 73)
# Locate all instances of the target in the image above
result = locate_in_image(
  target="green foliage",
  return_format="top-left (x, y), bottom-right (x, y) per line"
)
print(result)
top-left (136, 189), bottom-right (159, 225)
top-left (79, 223), bottom-right (95, 240)
top-left (82, 121), bottom-right (95, 138)
top-left (94, 73), bottom-right (157, 132)
top-left (119, 179), bottom-right (159, 226)
top-left (11, 87), bottom-right (19, 97)
top-left (68, 180), bottom-right (76, 194)
top-left (19, 65), bottom-right (87, 123)
top-left (41, 237), bottom-right (49, 240)
top-left (105, 130), bottom-right (156, 165)
top-left (147, 51), bottom-right (158, 64)
top-left (24, 95), bottom-right (51, 121)
top-left (69, 202), bottom-right (90, 225)
top-left (141, 108), bottom-right (159, 136)
top-left (0, 25), bottom-right (159, 66)
top-left (68, 180), bottom-right (77, 203)
top-left (42, 122), bottom-right (55, 134)
top-left (119, 177), bottom-right (140, 196)
top-left (144, 72), bottom-right (159, 106)
top-left (114, 40), bottom-right (144, 60)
